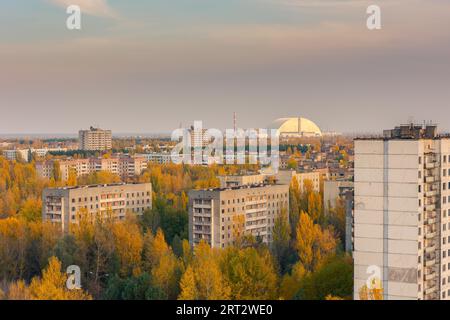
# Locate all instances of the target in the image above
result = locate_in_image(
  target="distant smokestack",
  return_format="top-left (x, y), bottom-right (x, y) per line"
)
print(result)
top-left (233, 112), bottom-right (237, 132)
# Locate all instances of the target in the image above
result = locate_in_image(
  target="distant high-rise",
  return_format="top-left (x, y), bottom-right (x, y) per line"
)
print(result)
top-left (354, 123), bottom-right (450, 300)
top-left (79, 127), bottom-right (112, 151)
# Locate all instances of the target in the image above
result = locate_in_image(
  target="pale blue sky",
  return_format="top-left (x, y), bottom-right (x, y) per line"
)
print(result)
top-left (1, 0), bottom-right (450, 134)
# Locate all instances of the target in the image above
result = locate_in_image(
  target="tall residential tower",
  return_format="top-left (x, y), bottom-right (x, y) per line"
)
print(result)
top-left (79, 127), bottom-right (112, 151)
top-left (354, 124), bottom-right (450, 300)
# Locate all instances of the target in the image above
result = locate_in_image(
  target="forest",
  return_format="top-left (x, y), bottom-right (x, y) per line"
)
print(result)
top-left (0, 156), bottom-right (352, 300)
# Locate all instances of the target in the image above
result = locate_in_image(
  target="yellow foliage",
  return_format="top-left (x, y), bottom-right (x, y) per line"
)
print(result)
top-left (295, 212), bottom-right (336, 272)
top-left (9, 257), bottom-right (92, 300)
top-left (112, 220), bottom-right (144, 277)
top-left (178, 266), bottom-right (196, 300)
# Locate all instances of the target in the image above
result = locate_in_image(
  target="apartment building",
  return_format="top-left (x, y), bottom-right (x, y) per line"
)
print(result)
top-left (275, 169), bottom-right (321, 192)
top-left (137, 153), bottom-right (173, 165)
top-left (354, 124), bottom-right (450, 300)
top-left (42, 183), bottom-right (152, 232)
top-left (36, 155), bottom-right (148, 181)
top-left (79, 127), bottom-right (112, 151)
top-left (188, 183), bottom-right (289, 248)
top-left (3, 147), bottom-right (67, 162)
top-left (188, 126), bottom-right (210, 148)
top-left (218, 174), bottom-right (266, 188)
top-left (324, 180), bottom-right (354, 212)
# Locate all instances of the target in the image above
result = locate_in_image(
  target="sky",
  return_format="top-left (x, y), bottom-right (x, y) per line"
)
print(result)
top-left (1, 0), bottom-right (450, 135)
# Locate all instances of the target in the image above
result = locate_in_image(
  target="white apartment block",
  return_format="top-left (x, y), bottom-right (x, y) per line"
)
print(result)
top-left (188, 184), bottom-right (289, 248)
top-left (3, 147), bottom-right (67, 162)
top-left (42, 183), bottom-right (152, 232)
top-left (354, 124), bottom-right (450, 300)
top-left (137, 153), bottom-right (173, 165)
top-left (79, 127), bottom-right (112, 151)
top-left (36, 155), bottom-right (148, 181)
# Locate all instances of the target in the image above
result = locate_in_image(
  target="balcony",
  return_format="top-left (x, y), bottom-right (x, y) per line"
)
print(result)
top-left (424, 272), bottom-right (436, 281)
top-left (425, 259), bottom-right (436, 267)
top-left (425, 204), bottom-right (436, 212)
top-left (425, 232), bottom-right (437, 239)
top-left (193, 211), bottom-right (212, 217)
top-left (193, 203), bottom-right (212, 209)
top-left (425, 190), bottom-right (438, 197)
top-left (245, 200), bottom-right (266, 206)
top-left (245, 207), bottom-right (267, 214)
top-left (424, 244), bottom-right (435, 254)
top-left (426, 212), bottom-right (437, 219)
top-left (425, 176), bottom-right (436, 183)
top-left (424, 286), bottom-right (437, 296)
top-left (424, 292), bottom-right (438, 300)
top-left (425, 162), bottom-right (436, 169)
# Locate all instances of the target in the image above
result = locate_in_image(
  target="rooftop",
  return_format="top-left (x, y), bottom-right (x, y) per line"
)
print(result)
top-left (47, 182), bottom-right (149, 191)
top-left (192, 182), bottom-right (285, 192)
top-left (356, 123), bottom-right (450, 141)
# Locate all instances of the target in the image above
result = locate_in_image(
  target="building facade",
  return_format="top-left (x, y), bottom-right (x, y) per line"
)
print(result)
top-left (275, 170), bottom-right (321, 192)
top-left (42, 183), bottom-right (152, 232)
top-left (323, 180), bottom-right (354, 213)
top-left (354, 124), bottom-right (450, 300)
top-left (79, 127), bottom-right (112, 151)
top-left (3, 147), bottom-right (67, 162)
top-left (137, 153), bottom-right (173, 165)
top-left (188, 184), bottom-right (289, 248)
top-left (36, 155), bottom-right (148, 181)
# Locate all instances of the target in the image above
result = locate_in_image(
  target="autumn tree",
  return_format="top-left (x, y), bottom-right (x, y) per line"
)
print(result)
top-left (295, 212), bottom-right (336, 272)
top-left (143, 229), bottom-right (181, 299)
top-left (295, 255), bottom-right (353, 300)
top-left (111, 217), bottom-right (144, 277)
top-left (8, 256), bottom-right (92, 300)
top-left (178, 266), bottom-right (196, 300)
top-left (220, 247), bottom-right (278, 300)
top-left (189, 241), bottom-right (230, 300)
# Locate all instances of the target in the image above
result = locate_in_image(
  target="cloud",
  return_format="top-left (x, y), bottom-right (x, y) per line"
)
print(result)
top-left (47, 0), bottom-right (118, 18)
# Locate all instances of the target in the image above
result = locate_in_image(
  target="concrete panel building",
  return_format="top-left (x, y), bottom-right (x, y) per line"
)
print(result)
top-left (324, 180), bottom-right (354, 212)
top-left (188, 183), bottom-right (289, 248)
top-left (275, 170), bottom-right (320, 192)
top-left (218, 174), bottom-right (266, 188)
top-left (42, 183), bottom-right (152, 232)
top-left (354, 124), bottom-right (450, 300)
top-left (36, 155), bottom-right (147, 181)
top-left (79, 127), bottom-right (112, 151)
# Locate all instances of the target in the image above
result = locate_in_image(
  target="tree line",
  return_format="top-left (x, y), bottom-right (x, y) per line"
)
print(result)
top-left (0, 158), bottom-right (352, 300)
